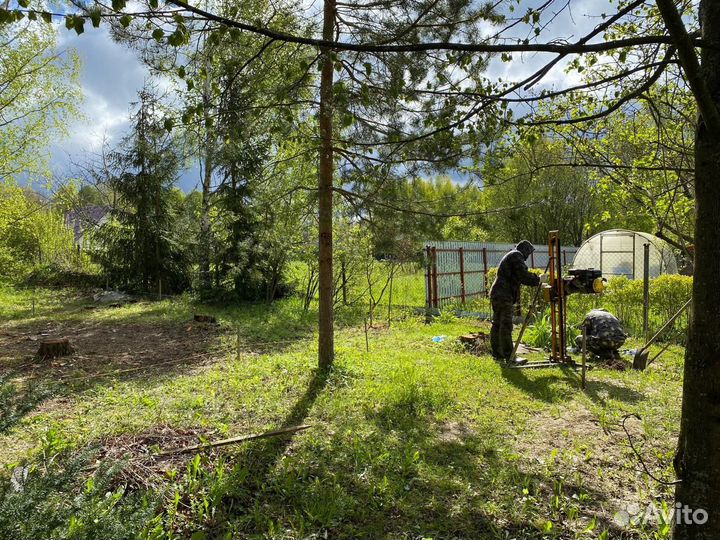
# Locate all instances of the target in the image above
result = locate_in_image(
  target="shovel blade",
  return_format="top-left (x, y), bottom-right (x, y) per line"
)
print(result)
top-left (633, 349), bottom-right (649, 370)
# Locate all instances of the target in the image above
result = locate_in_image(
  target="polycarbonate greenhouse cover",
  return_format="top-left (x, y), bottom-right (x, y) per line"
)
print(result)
top-left (572, 229), bottom-right (678, 279)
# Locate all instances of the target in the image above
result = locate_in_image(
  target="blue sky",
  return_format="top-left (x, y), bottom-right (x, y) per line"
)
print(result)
top-left (47, 0), bottom-right (602, 192)
top-left (52, 24), bottom-right (202, 191)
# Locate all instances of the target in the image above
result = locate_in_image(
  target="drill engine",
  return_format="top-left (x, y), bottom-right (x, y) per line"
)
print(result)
top-left (542, 268), bottom-right (605, 302)
top-left (565, 268), bottom-right (605, 295)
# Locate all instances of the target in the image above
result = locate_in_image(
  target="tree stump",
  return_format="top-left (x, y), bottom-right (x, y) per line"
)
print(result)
top-left (194, 314), bottom-right (217, 324)
top-left (459, 332), bottom-right (489, 355)
top-left (37, 338), bottom-right (73, 359)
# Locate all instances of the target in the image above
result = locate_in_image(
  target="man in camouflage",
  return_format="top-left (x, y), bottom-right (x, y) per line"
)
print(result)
top-left (489, 240), bottom-right (548, 365)
top-left (575, 309), bottom-right (627, 359)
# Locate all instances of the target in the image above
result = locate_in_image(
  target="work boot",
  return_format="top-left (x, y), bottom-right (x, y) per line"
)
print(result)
top-left (507, 356), bottom-right (528, 366)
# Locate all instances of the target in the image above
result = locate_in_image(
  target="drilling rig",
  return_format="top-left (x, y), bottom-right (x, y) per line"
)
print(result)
top-left (542, 231), bottom-right (606, 363)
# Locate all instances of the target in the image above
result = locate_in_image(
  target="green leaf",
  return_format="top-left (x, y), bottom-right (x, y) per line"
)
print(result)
top-left (177, 66), bottom-right (186, 79)
top-left (73, 16), bottom-right (85, 34)
top-left (167, 30), bottom-right (185, 46)
top-left (119, 14), bottom-right (132, 27)
top-left (363, 62), bottom-right (372, 76)
top-left (41, 11), bottom-right (52, 23)
top-left (152, 28), bottom-right (164, 41)
top-left (186, 79), bottom-right (194, 91)
top-left (28, 10), bottom-right (36, 20)
top-left (341, 113), bottom-right (353, 128)
top-left (90, 9), bottom-right (101, 27)
top-left (18, 0), bottom-right (29, 8)
top-left (64, 15), bottom-right (73, 30)
top-left (163, 118), bottom-right (174, 132)
top-left (111, 0), bottom-right (126, 11)
top-left (149, 0), bottom-right (158, 7)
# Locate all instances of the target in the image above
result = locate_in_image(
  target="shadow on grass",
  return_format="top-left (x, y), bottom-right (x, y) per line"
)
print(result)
top-left (226, 402), bottom-right (627, 539)
top-left (501, 365), bottom-right (643, 404)
top-left (0, 376), bottom-right (58, 435)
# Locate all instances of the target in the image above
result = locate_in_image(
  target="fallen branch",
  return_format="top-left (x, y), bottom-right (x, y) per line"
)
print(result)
top-left (159, 424), bottom-right (312, 455)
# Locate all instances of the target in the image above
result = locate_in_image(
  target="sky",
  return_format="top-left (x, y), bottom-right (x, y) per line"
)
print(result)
top-left (46, 0), bottom-right (603, 192)
top-left (51, 24), bottom-right (203, 191)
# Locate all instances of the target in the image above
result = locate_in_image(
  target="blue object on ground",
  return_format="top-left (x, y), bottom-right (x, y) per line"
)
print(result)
top-left (431, 335), bottom-right (446, 343)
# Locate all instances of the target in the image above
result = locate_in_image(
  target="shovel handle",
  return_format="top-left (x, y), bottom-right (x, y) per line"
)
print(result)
top-left (639, 297), bottom-right (692, 353)
top-left (509, 261), bottom-right (550, 362)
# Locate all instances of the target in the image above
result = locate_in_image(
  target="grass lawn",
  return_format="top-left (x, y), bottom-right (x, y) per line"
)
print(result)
top-left (0, 287), bottom-right (682, 539)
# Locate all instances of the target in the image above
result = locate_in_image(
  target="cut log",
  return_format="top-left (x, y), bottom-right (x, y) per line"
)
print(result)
top-left (193, 314), bottom-right (217, 324)
top-left (37, 338), bottom-right (73, 359)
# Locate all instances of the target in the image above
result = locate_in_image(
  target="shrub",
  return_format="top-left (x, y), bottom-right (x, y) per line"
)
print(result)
top-left (650, 274), bottom-right (693, 336)
top-left (601, 276), bottom-right (644, 333)
top-left (525, 314), bottom-right (552, 349)
top-left (566, 274), bottom-right (693, 342)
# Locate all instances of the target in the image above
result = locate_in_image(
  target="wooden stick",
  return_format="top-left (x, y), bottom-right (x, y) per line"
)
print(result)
top-left (159, 425), bottom-right (312, 456)
top-left (581, 325), bottom-right (587, 389)
top-left (364, 317), bottom-right (369, 352)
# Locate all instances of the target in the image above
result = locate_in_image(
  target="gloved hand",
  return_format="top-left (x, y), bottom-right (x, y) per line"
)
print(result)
top-left (539, 273), bottom-right (549, 284)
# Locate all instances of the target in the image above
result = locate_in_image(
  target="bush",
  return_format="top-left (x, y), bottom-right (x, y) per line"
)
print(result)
top-left (24, 264), bottom-right (102, 289)
top-left (650, 274), bottom-right (693, 332)
top-left (0, 450), bottom-right (157, 540)
top-left (525, 314), bottom-right (552, 349)
top-left (566, 274), bottom-right (693, 342)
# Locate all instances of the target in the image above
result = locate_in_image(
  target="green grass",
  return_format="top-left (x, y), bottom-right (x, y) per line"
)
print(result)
top-left (0, 289), bottom-right (683, 539)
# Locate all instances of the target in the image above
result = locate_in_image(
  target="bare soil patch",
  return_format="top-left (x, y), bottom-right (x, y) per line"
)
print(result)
top-left (515, 406), bottom-right (671, 532)
top-left (0, 318), bottom-right (226, 383)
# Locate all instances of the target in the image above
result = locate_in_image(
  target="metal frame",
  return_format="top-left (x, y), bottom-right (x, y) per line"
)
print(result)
top-left (599, 231), bottom-right (636, 278)
top-left (548, 230), bottom-right (571, 362)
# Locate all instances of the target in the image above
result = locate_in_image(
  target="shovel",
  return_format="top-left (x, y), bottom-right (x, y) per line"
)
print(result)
top-left (509, 262), bottom-right (550, 365)
top-left (633, 297), bottom-right (692, 370)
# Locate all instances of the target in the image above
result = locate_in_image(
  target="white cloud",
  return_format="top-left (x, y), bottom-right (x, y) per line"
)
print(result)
top-left (51, 24), bottom-right (149, 168)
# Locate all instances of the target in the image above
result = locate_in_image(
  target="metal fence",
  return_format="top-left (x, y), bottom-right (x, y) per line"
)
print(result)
top-left (424, 241), bottom-right (578, 308)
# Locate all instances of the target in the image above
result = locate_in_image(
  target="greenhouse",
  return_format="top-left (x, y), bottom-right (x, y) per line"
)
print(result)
top-left (571, 229), bottom-right (678, 279)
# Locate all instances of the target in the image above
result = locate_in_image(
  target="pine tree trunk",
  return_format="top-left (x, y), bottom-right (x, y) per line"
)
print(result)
top-left (317, 0), bottom-right (335, 370)
top-left (673, 1), bottom-right (720, 536)
top-left (200, 50), bottom-right (214, 291)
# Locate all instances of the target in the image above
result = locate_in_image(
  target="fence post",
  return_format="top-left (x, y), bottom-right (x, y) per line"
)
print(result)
top-left (459, 247), bottom-right (466, 304)
top-left (482, 247), bottom-right (489, 296)
top-left (643, 243), bottom-right (650, 340)
top-left (425, 246), bottom-right (432, 313)
top-left (431, 247), bottom-right (439, 308)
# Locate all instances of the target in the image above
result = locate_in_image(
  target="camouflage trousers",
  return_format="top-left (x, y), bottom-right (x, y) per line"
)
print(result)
top-left (575, 334), bottom-right (626, 359)
top-left (491, 299), bottom-right (514, 360)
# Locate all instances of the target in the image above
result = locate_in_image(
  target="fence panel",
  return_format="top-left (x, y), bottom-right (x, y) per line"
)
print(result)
top-left (425, 240), bottom-right (578, 308)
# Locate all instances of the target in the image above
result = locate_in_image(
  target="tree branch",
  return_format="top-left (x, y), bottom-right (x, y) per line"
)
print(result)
top-left (655, 0), bottom-right (720, 137)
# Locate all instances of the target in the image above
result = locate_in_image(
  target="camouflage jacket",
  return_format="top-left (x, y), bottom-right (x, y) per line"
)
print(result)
top-left (489, 241), bottom-right (540, 304)
top-left (582, 309), bottom-right (626, 341)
